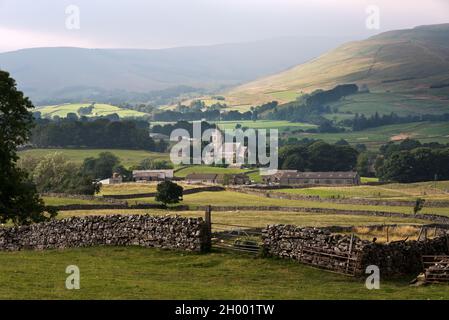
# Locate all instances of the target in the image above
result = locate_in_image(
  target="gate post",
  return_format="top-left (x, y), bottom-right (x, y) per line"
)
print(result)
top-left (203, 205), bottom-right (212, 252)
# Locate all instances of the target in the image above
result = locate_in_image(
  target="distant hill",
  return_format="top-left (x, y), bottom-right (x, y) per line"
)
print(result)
top-left (36, 103), bottom-right (148, 119)
top-left (0, 37), bottom-right (348, 105)
top-left (226, 24), bottom-right (449, 107)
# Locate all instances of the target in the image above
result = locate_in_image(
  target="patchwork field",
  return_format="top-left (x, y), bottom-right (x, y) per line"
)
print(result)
top-left (36, 103), bottom-right (149, 119)
top-left (18, 149), bottom-right (170, 168)
top-left (1, 247), bottom-right (448, 300)
top-left (289, 121), bottom-right (449, 149)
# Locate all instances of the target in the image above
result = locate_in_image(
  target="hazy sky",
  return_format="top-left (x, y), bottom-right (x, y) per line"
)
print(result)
top-left (0, 0), bottom-right (448, 52)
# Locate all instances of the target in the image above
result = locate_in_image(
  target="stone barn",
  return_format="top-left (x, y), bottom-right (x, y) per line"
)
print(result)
top-left (280, 171), bottom-right (361, 186)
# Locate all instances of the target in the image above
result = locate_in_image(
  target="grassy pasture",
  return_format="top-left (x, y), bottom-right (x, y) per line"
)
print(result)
top-left (57, 209), bottom-right (429, 229)
top-left (275, 181), bottom-right (449, 201)
top-left (294, 121), bottom-right (449, 149)
top-left (125, 190), bottom-right (449, 216)
top-left (329, 92), bottom-right (449, 117)
top-left (1, 247), bottom-right (448, 299)
top-left (37, 103), bottom-right (149, 119)
top-left (174, 165), bottom-right (251, 178)
top-left (18, 149), bottom-right (170, 168)
top-left (214, 120), bottom-right (316, 131)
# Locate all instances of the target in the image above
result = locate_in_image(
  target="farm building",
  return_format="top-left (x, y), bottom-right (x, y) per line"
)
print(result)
top-left (262, 170), bottom-right (298, 184)
top-left (99, 173), bottom-right (123, 185)
top-left (224, 173), bottom-right (251, 185)
top-left (185, 173), bottom-right (250, 185)
top-left (133, 170), bottom-right (174, 182)
top-left (280, 172), bottom-right (361, 186)
top-left (185, 173), bottom-right (224, 185)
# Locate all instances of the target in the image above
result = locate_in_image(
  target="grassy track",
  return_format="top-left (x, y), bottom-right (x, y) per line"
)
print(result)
top-left (1, 247), bottom-right (448, 299)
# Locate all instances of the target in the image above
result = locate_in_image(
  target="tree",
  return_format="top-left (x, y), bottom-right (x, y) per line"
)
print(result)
top-left (155, 181), bottom-right (183, 206)
top-left (414, 198), bottom-right (426, 215)
top-left (138, 159), bottom-right (174, 170)
top-left (81, 152), bottom-right (120, 180)
top-left (32, 153), bottom-right (99, 195)
top-left (0, 70), bottom-right (57, 225)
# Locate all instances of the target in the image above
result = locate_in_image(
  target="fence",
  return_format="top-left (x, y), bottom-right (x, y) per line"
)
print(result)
top-left (205, 206), bottom-right (262, 254)
top-left (422, 255), bottom-right (449, 283)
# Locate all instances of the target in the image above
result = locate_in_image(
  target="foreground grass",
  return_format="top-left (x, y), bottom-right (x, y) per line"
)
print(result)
top-left (0, 247), bottom-right (448, 300)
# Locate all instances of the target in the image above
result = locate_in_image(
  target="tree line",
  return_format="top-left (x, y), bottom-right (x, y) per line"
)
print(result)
top-left (30, 118), bottom-right (165, 151)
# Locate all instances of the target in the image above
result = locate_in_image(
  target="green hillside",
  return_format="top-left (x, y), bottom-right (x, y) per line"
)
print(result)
top-left (36, 103), bottom-right (149, 119)
top-left (226, 24), bottom-right (449, 111)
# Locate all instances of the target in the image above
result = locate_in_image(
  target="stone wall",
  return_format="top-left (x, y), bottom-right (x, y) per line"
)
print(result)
top-left (103, 186), bottom-right (225, 200)
top-left (234, 188), bottom-right (449, 208)
top-left (0, 215), bottom-right (210, 252)
top-left (263, 224), bottom-right (449, 277)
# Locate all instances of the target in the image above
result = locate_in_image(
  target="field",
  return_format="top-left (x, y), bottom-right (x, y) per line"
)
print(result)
top-left (1, 247), bottom-right (448, 300)
top-left (18, 149), bottom-right (169, 168)
top-left (214, 120), bottom-right (316, 131)
top-left (36, 103), bottom-right (149, 119)
top-left (328, 92), bottom-right (449, 117)
top-left (275, 181), bottom-right (449, 201)
top-left (289, 121), bottom-right (449, 149)
top-left (174, 166), bottom-right (252, 178)
top-left (56, 209), bottom-right (429, 228)
top-left (123, 190), bottom-right (448, 216)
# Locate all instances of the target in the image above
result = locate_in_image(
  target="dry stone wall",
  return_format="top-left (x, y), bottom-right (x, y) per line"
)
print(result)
top-left (263, 225), bottom-right (449, 277)
top-left (0, 215), bottom-right (209, 252)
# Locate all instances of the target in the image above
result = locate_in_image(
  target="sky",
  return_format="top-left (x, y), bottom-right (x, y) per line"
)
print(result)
top-left (0, 0), bottom-right (448, 52)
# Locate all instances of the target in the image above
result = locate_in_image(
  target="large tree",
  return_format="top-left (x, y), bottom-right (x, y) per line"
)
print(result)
top-left (0, 70), bottom-right (56, 225)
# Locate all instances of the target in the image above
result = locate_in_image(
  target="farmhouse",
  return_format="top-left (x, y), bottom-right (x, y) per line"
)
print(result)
top-left (133, 170), bottom-right (174, 182)
top-left (185, 173), bottom-right (224, 185)
top-left (280, 171), bottom-right (361, 186)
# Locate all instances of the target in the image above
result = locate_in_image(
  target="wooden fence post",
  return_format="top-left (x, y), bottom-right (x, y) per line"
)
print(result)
top-left (203, 205), bottom-right (212, 252)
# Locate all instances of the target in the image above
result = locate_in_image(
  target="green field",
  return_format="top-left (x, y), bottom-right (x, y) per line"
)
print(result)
top-left (328, 92), bottom-right (449, 117)
top-left (1, 247), bottom-right (448, 299)
top-left (174, 165), bottom-right (252, 178)
top-left (125, 190), bottom-right (449, 216)
top-left (215, 120), bottom-right (317, 131)
top-left (37, 103), bottom-right (149, 119)
top-left (275, 181), bottom-right (449, 201)
top-left (295, 122), bottom-right (449, 149)
top-left (19, 149), bottom-right (170, 168)
top-left (57, 209), bottom-right (429, 229)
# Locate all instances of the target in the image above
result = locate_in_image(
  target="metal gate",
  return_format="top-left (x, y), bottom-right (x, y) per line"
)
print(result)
top-left (422, 255), bottom-right (449, 283)
top-left (211, 222), bottom-right (263, 254)
top-left (204, 205), bottom-right (262, 254)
